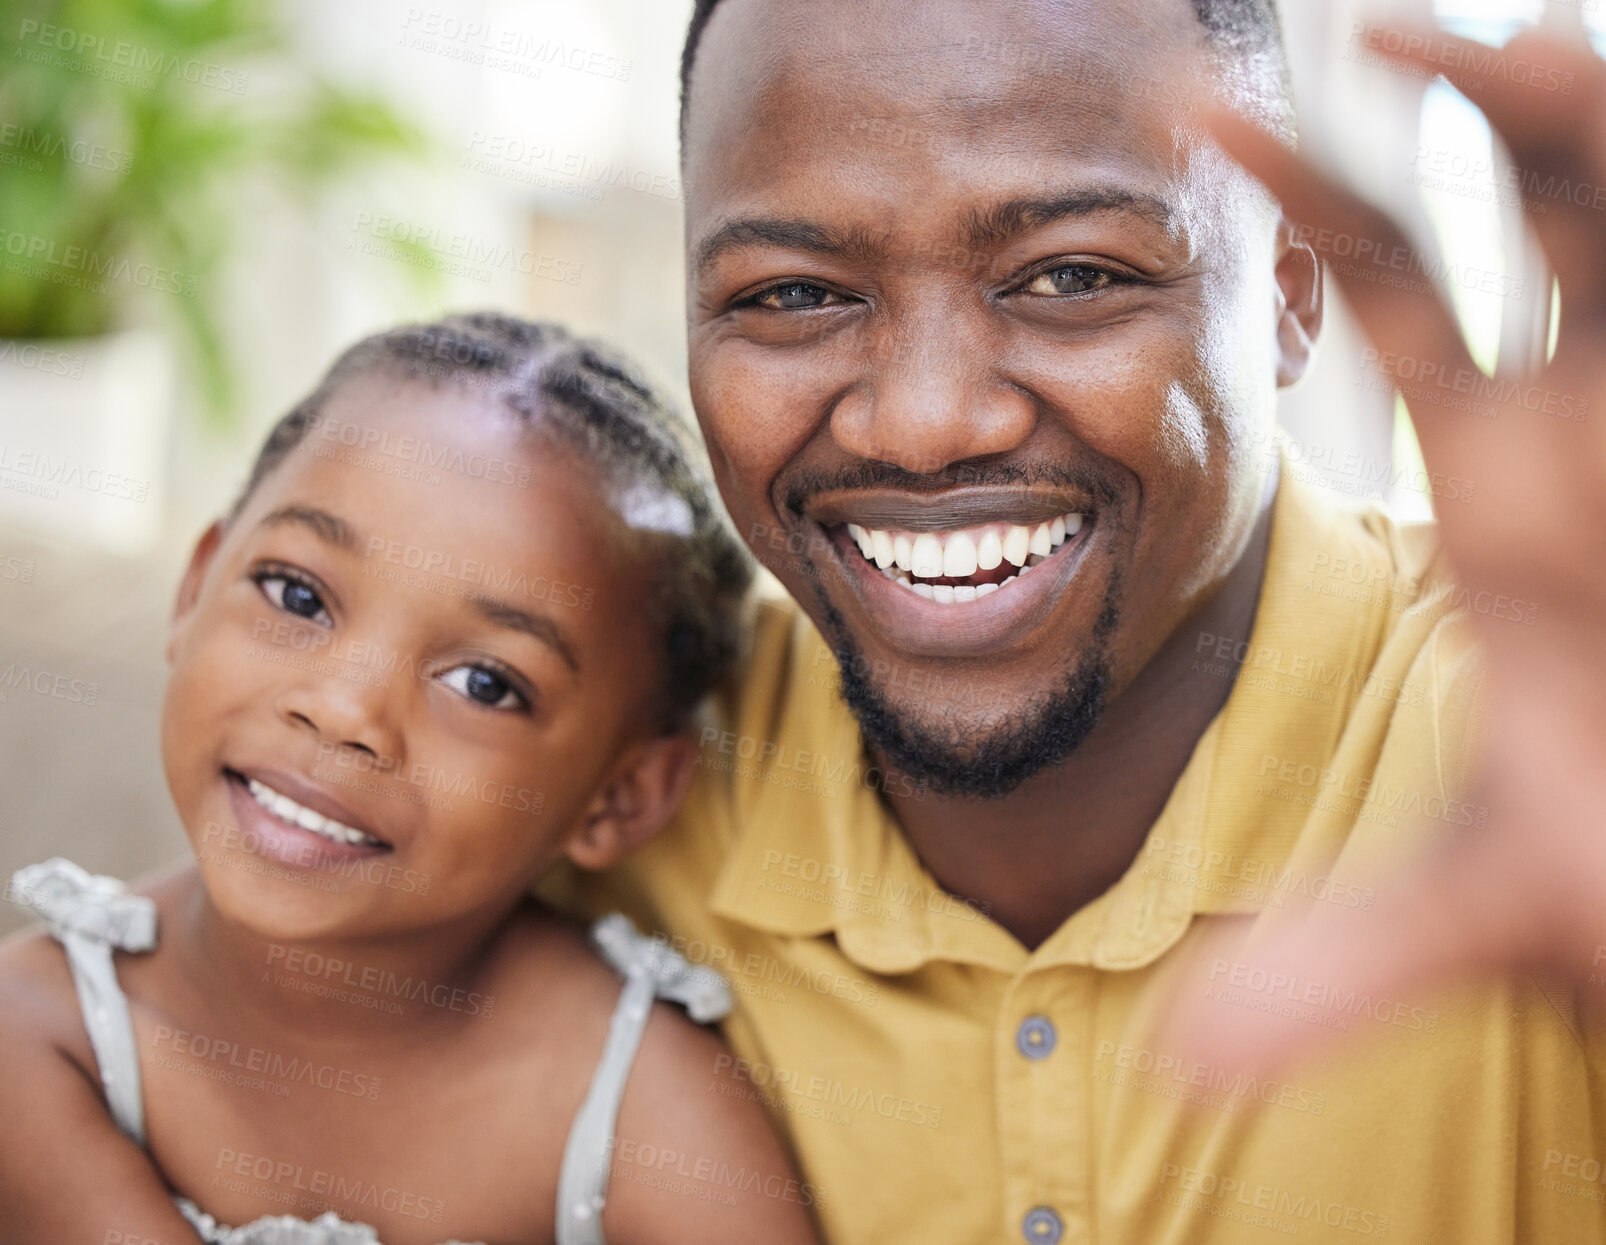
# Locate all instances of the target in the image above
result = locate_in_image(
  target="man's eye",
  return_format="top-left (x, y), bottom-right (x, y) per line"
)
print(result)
top-left (1021, 265), bottom-right (1114, 297)
top-left (436, 664), bottom-right (527, 711)
top-left (256, 572), bottom-right (331, 625)
top-left (752, 282), bottom-right (841, 310)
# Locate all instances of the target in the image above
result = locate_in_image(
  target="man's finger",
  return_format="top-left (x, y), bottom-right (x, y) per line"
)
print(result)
top-left (1201, 104), bottom-right (1482, 483)
top-left (1164, 824), bottom-right (1535, 1078)
top-left (1358, 21), bottom-right (1606, 325)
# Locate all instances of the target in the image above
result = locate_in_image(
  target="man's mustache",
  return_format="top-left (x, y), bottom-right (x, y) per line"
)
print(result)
top-left (780, 458), bottom-right (1122, 517)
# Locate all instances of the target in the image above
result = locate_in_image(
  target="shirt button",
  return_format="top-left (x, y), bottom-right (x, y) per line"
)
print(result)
top-left (1022, 1206), bottom-right (1064, 1244)
top-left (1015, 1014), bottom-right (1056, 1060)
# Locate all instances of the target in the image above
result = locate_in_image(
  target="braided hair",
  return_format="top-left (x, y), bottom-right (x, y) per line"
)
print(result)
top-left (229, 312), bottom-right (753, 733)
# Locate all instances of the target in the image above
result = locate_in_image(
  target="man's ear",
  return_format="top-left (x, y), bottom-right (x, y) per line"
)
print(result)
top-left (564, 733), bottom-right (698, 871)
top-left (166, 521), bottom-right (226, 665)
top-left (1273, 214), bottom-right (1324, 388)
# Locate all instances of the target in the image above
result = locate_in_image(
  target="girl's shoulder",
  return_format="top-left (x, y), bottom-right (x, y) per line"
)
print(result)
top-left (0, 904), bottom-right (99, 1088)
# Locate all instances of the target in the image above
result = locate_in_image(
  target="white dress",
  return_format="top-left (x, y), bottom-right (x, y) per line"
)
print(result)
top-left (7, 858), bottom-right (731, 1245)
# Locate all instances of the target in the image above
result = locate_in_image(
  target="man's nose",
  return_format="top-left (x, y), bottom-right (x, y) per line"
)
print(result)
top-left (829, 303), bottom-right (1036, 473)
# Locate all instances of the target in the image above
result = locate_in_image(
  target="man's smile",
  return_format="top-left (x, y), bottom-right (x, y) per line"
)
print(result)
top-left (798, 487), bottom-right (1103, 657)
top-left (843, 513), bottom-right (1084, 601)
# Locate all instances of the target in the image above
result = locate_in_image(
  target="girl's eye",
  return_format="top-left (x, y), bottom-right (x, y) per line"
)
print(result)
top-left (751, 282), bottom-right (843, 311)
top-left (256, 572), bottom-right (331, 625)
top-left (436, 664), bottom-right (528, 711)
top-left (1020, 265), bottom-right (1115, 297)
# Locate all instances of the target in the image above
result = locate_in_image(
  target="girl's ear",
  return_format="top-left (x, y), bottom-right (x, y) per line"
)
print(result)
top-left (564, 733), bottom-right (698, 871)
top-left (167, 521), bottom-right (226, 665)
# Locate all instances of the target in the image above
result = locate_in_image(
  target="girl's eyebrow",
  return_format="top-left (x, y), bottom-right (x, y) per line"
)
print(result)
top-left (468, 595), bottom-right (581, 676)
top-left (259, 504), bottom-right (361, 553)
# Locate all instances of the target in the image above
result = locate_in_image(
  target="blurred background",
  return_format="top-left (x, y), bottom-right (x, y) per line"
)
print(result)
top-left (2, 0), bottom-right (1602, 932)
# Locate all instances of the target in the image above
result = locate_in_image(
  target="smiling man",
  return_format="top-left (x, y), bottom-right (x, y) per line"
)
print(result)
top-left (548, 1), bottom-right (1606, 1241)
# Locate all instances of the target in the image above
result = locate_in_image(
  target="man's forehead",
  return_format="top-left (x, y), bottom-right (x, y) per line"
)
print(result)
top-left (683, 0), bottom-right (1210, 214)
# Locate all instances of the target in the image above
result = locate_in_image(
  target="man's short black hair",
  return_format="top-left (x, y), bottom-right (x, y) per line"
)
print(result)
top-left (679, 0), bottom-right (1293, 145)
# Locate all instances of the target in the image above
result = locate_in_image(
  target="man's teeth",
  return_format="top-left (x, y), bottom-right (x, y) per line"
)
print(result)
top-left (845, 514), bottom-right (1084, 605)
top-left (246, 777), bottom-right (382, 847)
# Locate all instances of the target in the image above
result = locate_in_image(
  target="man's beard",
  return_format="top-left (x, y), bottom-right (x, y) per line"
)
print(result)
top-left (808, 572), bottom-right (1121, 801)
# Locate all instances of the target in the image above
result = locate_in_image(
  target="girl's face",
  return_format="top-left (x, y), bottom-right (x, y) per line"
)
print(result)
top-left (162, 375), bottom-right (677, 942)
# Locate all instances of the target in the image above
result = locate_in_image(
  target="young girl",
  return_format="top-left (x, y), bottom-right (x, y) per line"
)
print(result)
top-left (0, 315), bottom-right (821, 1245)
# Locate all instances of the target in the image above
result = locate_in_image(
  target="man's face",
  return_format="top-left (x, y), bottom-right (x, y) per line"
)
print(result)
top-left (684, 0), bottom-right (1291, 797)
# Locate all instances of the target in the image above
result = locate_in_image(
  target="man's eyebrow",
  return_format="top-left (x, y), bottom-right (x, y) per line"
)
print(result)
top-left (962, 189), bottom-right (1177, 251)
top-left (259, 505), bottom-right (361, 553)
top-left (694, 217), bottom-right (886, 275)
top-left (470, 595), bottom-right (580, 676)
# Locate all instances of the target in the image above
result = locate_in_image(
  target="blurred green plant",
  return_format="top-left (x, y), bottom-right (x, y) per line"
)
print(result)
top-left (0, 0), bottom-right (429, 422)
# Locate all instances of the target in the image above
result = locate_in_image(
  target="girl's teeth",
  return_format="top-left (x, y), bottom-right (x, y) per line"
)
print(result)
top-left (246, 776), bottom-right (377, 847)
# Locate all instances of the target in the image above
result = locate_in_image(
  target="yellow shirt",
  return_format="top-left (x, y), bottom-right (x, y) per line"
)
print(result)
top-left (544, 466), bottom-right (1606, 1244)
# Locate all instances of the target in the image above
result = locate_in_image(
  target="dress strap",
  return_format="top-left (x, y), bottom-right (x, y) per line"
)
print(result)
top-left (554, 915), bottom-right (732, 1245)
top-left (6, 858), bottom-right (156, 1145)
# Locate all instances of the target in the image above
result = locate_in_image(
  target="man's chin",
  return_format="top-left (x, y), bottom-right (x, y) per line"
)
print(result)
top-left (838, 652), bottom-right (1111, 800)
top-left (811, 588), bottom-right (1118, 800)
